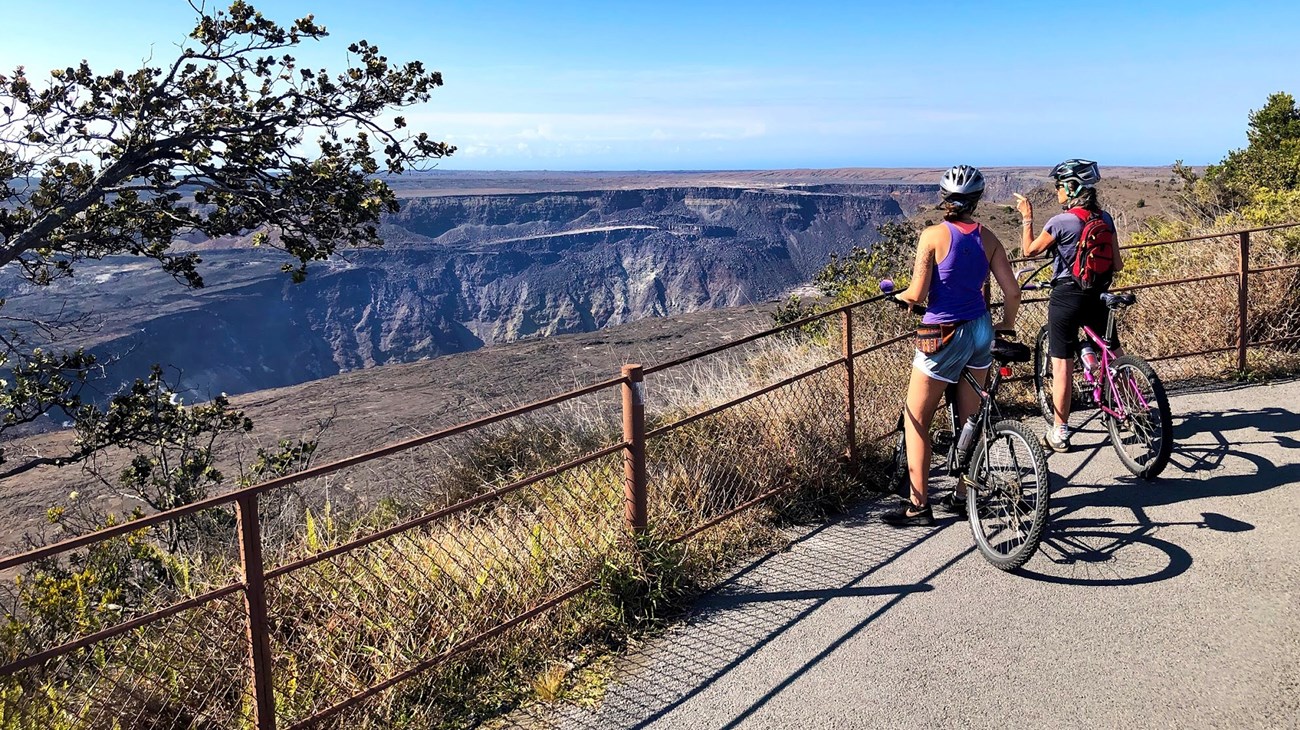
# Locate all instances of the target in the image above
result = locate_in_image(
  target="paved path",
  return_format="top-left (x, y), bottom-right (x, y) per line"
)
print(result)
top-left (535, 377), bottom-right (1300, 729)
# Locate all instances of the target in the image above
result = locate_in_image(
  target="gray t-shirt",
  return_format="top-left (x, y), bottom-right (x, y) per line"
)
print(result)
top-left (1044, 209), bottom-right (1116, 283)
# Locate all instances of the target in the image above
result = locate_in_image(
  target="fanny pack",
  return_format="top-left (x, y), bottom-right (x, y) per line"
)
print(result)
top-left (915, 322), bottom-right (959, 355)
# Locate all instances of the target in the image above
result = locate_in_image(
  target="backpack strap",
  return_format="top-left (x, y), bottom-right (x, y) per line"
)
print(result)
top-left (1067, 206), bottom-right (1093, 223)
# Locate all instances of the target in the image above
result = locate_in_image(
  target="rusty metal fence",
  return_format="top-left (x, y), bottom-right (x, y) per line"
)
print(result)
top-left (990, 222), bottom-right (1300, 393)
top-left (2, 222), bottom-right (1298, 728)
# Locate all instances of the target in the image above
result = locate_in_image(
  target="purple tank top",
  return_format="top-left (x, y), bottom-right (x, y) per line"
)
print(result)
top-left (921, 221), bottom-right (990, 325)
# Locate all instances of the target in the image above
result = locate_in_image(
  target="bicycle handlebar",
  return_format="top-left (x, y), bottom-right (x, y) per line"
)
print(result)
top-left (877, 279), bottom-right (1017, 339)
top-left (878, 279), bottom-right (928, 316)
top-left (1016, 259), bottom-right (1054, 291)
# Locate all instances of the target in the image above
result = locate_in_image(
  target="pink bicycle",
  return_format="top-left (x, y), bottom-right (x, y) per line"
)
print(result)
top-left (1023, 272), bottom-right (1174, 479)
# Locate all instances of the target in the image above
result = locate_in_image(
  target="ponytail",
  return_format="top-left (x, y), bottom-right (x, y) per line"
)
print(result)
top-left (941, 196), bottom-right (980, 221)
top-left (1065, 186), bottom-right (1101, 213)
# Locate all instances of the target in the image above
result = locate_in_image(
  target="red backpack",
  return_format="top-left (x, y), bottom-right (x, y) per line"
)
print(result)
top-left (1068, 207), bottom-right (1116, 291)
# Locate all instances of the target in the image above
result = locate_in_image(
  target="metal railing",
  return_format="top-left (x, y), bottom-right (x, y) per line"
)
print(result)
top-left (1, 222), bottom-right (1298, 728)
top-left (998, 222), bottom-right (1300, 385)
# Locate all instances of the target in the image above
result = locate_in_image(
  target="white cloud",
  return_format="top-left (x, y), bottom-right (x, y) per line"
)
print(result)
top-left (405, 110), bottom-right (769, 146)
top-left (393, 64), bottom-right (1015, 166)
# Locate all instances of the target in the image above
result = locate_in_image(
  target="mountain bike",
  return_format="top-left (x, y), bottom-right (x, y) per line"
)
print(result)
top-left (1022, 267), bottom-right (1174, 479)
top-left (880, 282), bottom-right (1052, 571)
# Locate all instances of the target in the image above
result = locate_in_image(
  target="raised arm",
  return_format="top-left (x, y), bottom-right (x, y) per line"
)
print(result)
top-left (1015, 193), bottom-right (1056, 257)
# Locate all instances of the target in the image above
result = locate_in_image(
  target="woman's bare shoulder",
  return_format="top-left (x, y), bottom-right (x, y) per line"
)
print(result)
top-left (919, 221), bottom-right (951, 242)
top-left (978, 221), bottom-right (1003, 247)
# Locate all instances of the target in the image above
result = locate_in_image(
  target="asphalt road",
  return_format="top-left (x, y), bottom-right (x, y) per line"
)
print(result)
top-left (537, 377), bottom-right (1300, 730)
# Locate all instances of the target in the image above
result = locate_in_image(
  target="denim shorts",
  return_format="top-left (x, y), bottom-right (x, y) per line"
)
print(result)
top-left (911, 313), bottom-right (994, 383)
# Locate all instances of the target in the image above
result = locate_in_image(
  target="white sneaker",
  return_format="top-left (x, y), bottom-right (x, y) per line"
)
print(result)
top-left (1044, 424), bottom-right (1071, 453)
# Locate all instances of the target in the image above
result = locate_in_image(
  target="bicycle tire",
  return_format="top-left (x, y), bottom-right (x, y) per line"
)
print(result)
top-left (1033, 325), bottom-right (1089, 427)
top-left (885, 408), bottom-right (954, 499)
top-left (1033, 327), bottom-right (1055, 426)
top-left (887, 424), bottom-right (909, 499)
top-left (1103, 354), bottom-right (1174, 479)
top-left (966, 420), bottom-right (1051, 571)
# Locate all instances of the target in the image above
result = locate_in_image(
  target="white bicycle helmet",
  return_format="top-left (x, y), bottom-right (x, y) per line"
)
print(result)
top-left (938, 164), bottom-right (984, 213)
top-left (939, 164), bottom-right (986, 197)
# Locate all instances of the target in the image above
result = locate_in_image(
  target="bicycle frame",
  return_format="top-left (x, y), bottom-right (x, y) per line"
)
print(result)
top-left (894, 354), bottom-right (1004, 481)
top-left (939, 364), bottom-right (1003, 476)
top-left (1016, 259), bottom-right (1150, 423)
top-left (1077, 320), bottom-right (1151, 423)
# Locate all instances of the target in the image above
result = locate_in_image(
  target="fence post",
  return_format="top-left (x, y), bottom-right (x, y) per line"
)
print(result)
top-left (237, 493), bottom-right (277, 730)
top-left (621, 364), bottom-right (648, 534)
top-left (1238, 231), bottom-right (1250, 374)
top-left (841, 309), bottom-right (858, 464)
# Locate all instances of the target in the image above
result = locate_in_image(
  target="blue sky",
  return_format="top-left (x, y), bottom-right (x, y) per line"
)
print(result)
top-left (1, 1), bottom-right (1296, 170)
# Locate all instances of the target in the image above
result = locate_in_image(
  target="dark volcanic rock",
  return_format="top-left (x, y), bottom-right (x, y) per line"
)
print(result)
top-left (1, 182), bottom-right (932, 403)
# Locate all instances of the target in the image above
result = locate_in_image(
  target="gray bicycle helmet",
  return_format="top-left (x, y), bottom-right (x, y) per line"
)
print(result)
top-left (1050, 158), bottom-right (1101, 191)
top-left (938, 164), bottom-right (984, 214)
top-left (939, 164), bottom-right (986, 197)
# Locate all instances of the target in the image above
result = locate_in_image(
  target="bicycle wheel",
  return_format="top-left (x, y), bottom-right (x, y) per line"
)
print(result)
top-left (887, 424), bottom-right (909, 498)
top-left (1033, 326), bottom-right (1088, 427)
top-left (1033, 327), bottom-right (1056, 425)
top-left (885, 405), bottom-right (957, 499)
top-left (967, 420), bottom-right (1051, 570)
top-left (1103, 354), bottom-right (1174, 479)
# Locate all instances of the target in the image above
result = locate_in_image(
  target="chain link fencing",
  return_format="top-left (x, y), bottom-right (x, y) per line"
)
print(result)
top-left (2, 223), bottom-right (1298, 728)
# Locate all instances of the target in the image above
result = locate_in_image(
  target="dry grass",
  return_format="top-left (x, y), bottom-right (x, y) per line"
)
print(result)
top-left (1115, 226), bottom-right (1300, 379)
top-left (0, 335), bottom-right (870, 729)
top-left (3, 223), bottom-right (1299, 729)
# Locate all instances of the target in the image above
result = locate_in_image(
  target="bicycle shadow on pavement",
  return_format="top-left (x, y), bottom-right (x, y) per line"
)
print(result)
top-left (1016, 404), bottom-right (1297, 586)
top-left (506, 496), bottom-right (964, 729)
top-left (1170, 405), bottom-right (1300, 468)
top-left (507, 404), bottom-right (1300, 726)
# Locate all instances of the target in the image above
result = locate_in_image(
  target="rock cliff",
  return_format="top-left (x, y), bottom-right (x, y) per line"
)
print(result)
top-left (1, 182), bottom-right (932, 402)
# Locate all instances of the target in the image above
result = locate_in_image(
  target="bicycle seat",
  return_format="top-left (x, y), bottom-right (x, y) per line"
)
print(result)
top-left (1101, 292), bottom-right (1137, 309)
top-left (992, 338), bottom-right (1032, 364)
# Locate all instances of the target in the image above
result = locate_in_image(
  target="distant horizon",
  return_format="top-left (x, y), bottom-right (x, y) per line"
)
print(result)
top-left (2, 1), bottom-right (1293, 169)
top-left (399, 164), bottom-right (1190, 173)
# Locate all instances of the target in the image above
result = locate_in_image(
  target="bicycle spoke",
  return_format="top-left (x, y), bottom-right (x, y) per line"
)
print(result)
top-left (977, 432), bottom-right (1041, 556)
top-left (1112, 373), bottom-right (1156, 457)
top-left (1003, 434), bottom-right (1030, 546)
top-left (1102, 355), bottom-right (1173, 479)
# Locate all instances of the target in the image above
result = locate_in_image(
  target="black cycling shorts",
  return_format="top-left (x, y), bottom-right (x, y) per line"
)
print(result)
top-left (1047, 280), bottom-right (1117, 359)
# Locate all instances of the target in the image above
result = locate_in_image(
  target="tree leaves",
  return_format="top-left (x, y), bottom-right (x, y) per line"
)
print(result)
top-left (0, 0), bottom-right (454, 289)
top-left (1203, 92), bottom-right (1300, 208)
top-left (1, 1), bottom-right (440, 487)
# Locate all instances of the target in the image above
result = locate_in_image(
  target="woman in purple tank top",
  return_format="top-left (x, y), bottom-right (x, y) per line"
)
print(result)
top-left (883, 166), bottom-right (1022, 527)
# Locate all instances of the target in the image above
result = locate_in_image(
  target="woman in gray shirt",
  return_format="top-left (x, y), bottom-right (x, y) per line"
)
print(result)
top-left (1017, 159), bottom-right (1125, 452)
